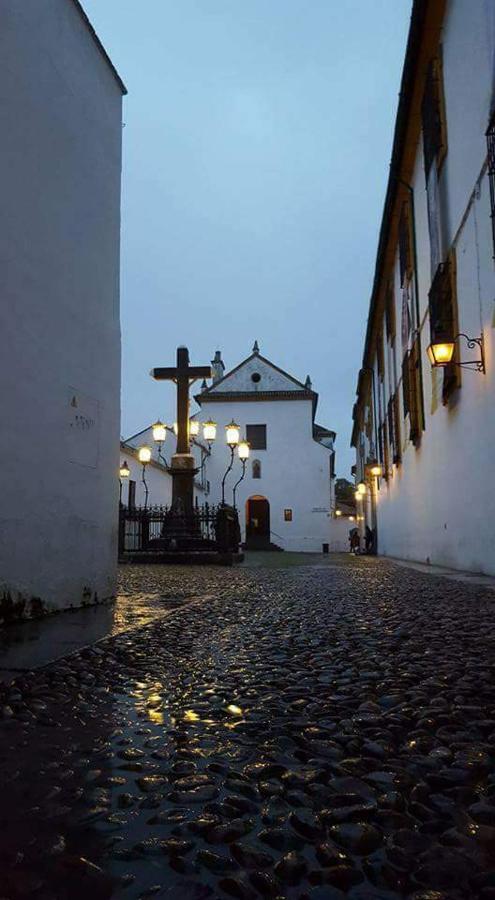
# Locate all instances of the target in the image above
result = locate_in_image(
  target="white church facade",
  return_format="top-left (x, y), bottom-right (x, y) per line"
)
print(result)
top-left (195, 344), bottom-right (335, 553)
top-left (120, 345), bottom-right (336, 553)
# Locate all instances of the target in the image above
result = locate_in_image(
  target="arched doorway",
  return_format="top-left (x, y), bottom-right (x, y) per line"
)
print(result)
top-left (245, 495), bottom-right (270, 549)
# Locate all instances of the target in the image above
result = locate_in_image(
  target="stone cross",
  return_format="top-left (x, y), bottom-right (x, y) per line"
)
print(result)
top-left (151, 346), bottom-right (211, 510)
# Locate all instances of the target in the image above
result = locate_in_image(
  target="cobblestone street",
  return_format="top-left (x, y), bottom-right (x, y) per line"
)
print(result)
top-left (1, 555), bottom-right (495, 900)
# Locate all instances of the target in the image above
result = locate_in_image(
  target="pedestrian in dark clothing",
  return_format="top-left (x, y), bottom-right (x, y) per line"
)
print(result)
top-left (365, 525), bottom-right (374, 554)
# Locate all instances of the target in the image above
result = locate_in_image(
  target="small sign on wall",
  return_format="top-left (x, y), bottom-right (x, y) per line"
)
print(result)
top-left (67, 388), bottom-right (99, 468)
top-left (284, 508), bottom-right (293, 521)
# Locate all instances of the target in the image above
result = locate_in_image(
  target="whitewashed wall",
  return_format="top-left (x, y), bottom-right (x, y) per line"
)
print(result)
top-left (357, 0), bottom-right (495, 575)
top-left (0, 0), bottom-right (124, 619)
top-left (199, 398), bottom-right (332, 552)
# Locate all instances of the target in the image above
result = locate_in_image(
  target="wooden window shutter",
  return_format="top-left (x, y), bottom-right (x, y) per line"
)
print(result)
top-left (398, 202), bottom-right (413, 288)
top-left (422, 58), bottom-right (447, 178)
top-left (441, 248), bottom-right (461, 404)
top-left (487, 112), bottom-right (495, 259)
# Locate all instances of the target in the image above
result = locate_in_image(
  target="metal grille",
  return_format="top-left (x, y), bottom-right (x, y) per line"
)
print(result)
top-left (487, 113), bottom-right (495, 259)
top-left (118, 503), bottom-right (236, 555)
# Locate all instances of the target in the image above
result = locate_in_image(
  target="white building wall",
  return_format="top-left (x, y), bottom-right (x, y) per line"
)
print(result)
top-left (0, 0), bottom-right (124, 619)
top-left (119, 453), bottom-right (172, 509)
top-left (363, 0), bottom-right (495, 575)
top-left (199, 399), bottom-right (332, 552)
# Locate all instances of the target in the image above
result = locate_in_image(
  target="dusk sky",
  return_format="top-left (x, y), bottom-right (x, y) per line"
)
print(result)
top-left (82, 0), bottom-right (412, 476)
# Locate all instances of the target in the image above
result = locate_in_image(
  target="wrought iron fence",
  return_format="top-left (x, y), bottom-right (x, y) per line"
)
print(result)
top-left (119, 503), bottom-right (240, 556)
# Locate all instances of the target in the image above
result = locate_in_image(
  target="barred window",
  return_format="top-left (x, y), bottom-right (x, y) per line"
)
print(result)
top-left (422, 58), bottom-right (447, 177)
top-left (486, 113), bottom-right (495, 259)
top-left (428, 254), bottom-right (460, 403)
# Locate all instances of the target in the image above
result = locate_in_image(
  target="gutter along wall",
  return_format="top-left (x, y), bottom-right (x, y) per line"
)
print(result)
top-left (352, 0), bottom-right (495, 575)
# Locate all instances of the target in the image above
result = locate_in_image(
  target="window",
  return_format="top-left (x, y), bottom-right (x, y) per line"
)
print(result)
top-left (284, 509), bottom-right (293, 522)
top-left (421, 58), bottom-right (447, 178)
top-left (128, 480), bottom-right (136, 509)
top-left (401, 338), bottom-right (422, 445)
top-left (388, 394), bottom-right (401, 465)
top-left (428, 252), bottom-right (460, 403)
top-left (385, 281), bottom-right (396, 341)
top-left (486, 113), bottom-right (495, 259)
top-left (246, 424), bottom-right (267, 450)
top-left (422, 57), bottom-right (447, 276)
top-left (398, 203), bottom-right (413, 289)
top-left (251, 372), bottom-right (261, 383)
top-left (252, 459), bottom-right (261, 479)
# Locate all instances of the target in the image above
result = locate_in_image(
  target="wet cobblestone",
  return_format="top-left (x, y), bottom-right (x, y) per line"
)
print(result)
top-left (1, 556), bottom-right (495, 899)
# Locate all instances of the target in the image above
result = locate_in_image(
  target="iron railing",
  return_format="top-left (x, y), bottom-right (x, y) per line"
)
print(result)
top-left (119, 503), bottom-right (240, 556)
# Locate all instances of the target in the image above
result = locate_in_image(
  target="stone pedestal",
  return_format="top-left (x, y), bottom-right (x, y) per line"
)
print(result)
top-left (168, 453), bottom-right (198, 514)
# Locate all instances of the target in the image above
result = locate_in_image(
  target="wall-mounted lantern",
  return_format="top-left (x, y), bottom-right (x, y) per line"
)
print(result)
top-left (427, 333), bottom-right (485, 373)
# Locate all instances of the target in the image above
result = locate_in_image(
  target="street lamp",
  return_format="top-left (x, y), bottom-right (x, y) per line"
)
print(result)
top-left (203, 420), bottom-right (217, 447)
top-left (138, 445), bottom-right (151, 508)
top-left (426, 333), bottom-right (485, 373)
top-left (335, 509), bottom-right (342, 517)
top-left (232, 440), bottom-right (250, 509)
top-left (221, 419), bottom-right (240, 506)
top-left (354, 490), bottom-right (363, 501)
top-left (189, 418), bottom-right (200, 438)
top-left (151, 419), bottom-right (169, 467)
top-left (367, 460), bottom-right (383, 478)
top-left (357, 482), bottom-right (366, 495)
top-left (119, 460), bottom-right (130, 505)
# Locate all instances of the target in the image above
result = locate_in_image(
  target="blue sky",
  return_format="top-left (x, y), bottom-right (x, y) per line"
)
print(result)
top-left (82, 0), bottom-right (412, 475)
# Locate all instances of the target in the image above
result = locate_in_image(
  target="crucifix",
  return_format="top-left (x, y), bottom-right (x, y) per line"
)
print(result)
top-left (151, 346), bottom-right (211, 512)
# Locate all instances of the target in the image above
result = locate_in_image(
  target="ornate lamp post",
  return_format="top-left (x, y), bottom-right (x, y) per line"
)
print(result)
top-left (138, 445), bottom-right (151, 508)
top-left (232, 440), bottom-right (250, 509)
top-left (221, 420), bottom-right (240, 506)
top-left (119, 460), bottom-right (130, 505)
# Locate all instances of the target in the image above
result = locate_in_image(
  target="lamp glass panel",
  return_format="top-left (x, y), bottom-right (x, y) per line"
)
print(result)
top-left (152, 422), bottom-right (166, 442)
top-left (238, 441), bottom-right (250, 460)
top-left (226, 422), bottom-right (240, 446)
top-left (138, 446), bottom-right (152, 464)
top-left (427, 341), bottom-right (455, 366)
top-left (203, 421), bottom-right (217, 442)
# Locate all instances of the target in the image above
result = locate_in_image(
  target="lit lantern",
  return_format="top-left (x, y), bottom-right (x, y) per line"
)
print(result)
top-left (225, 420), bottom-right (240, 447)
top-left (354, 490), bottom-right (363, 501)
top-left (203, 420), bottom-right (217, 444)
top-left (369, 461), bottom-right (383, 477)
top-left (119, 461), bottom-right (130, 479)
top-left (237, 440), bottom-right (250, 461)
top-left (357, 482), bottom-right (366, 495)
top-left (152, 420), bottom-right (166, 443)
top-left (349, 515), bottom-right (355, 522)
top-left (173, 422), bottom-right (178, 436)
top-left (427, 340), bottom-right (455, 367)
top-left (189, 419), bottom-right (200, 437)
top-left (335, 509), bottom-right (342, 517)
top-left (138, 445), bottom-right (152, 464)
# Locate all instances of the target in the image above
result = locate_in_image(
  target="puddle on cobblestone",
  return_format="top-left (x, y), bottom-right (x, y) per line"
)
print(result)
top-left (0, 592), bottom-right (215, 674)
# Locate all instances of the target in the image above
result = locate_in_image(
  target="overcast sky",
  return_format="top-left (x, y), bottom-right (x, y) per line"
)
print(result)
top-left (82, 0), bottom-right (411, 477)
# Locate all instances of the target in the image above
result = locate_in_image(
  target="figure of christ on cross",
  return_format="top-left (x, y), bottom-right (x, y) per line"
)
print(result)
top-left (151, 346), bottom-right (211, 513)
